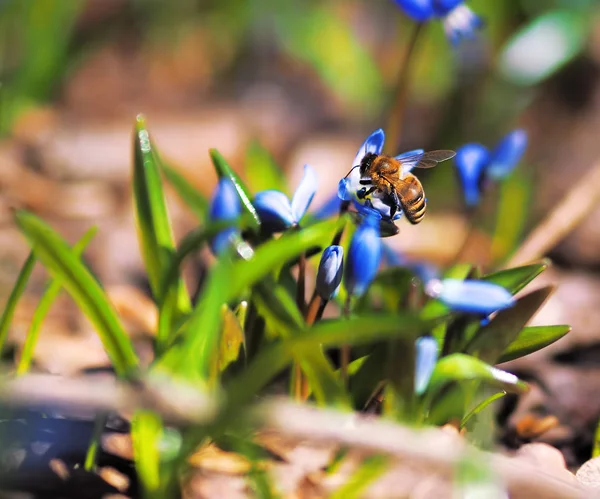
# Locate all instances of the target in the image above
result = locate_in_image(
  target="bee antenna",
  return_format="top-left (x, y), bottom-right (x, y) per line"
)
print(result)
top-left (344, 165), bottom-right (360, 179)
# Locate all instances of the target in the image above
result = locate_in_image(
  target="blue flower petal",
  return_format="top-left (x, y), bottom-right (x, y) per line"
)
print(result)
top-left (291, 164), bottom-right (317, 223)
top-left (392, 0), bottom-right (435, 22)
top-left (316, 245), bottom-right (344, 300)
top-left (432, 0), bottom-right (463, 16)
top-left (352, 129), bottom-right (385, 167)
top-left (344, 215), bottom-right (382, 297)
top-left (338, 178), bottom-right (353, 202)
top-left (210, 178), bottom-right (241, 221)
top-left (209, 179), bottom-right (241, 255)
top-left (253, 190), bottom-right (294, 232)
top-left (486, 129), bottom-right (528, 180)
top-left (438, 279), bottom-right (515, 314)
top-left (313, 193), bottom-right (342, 220)
top-left (415, 336), bottom-right (439, 395)
top-left (443, 5), bottom-right (482, 45)
top-left (454, 143), bottom-right (490, 207)
top-left (395, 148), bottom-right (425, 175)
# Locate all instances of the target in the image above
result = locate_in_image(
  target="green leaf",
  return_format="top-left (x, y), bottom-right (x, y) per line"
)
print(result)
top-left (161, 162), bottom-right (208, 221)
top-left (482, 260), bottom-right (548, 295)
top-left (133, 115), bottom-right (191, 316)
top-left (499, 10), bottom-right (589, 87)
top-left (0, 252), bottom-right (36, 359)
top-left (15, 211), bottom-right (139, 379)
top-left (428, 354), bottom-right (528, 395)
top-left (460, 392), bottom-right (506, 429)
top-left (17, 226), bottom-right (97, 376)
top-left (498, 324), bottom-right (570, 364)
top-left (330, 455), bottom-right (388, 499)
top-left (159, 217), bottom-right (346, 380)
top-left (464, 286), bottom-right (555, 364)
top-left (245, 141), bottom-right (287, 194)
top-left (210, 148), bottom-right (261, 230)
top-left (213, 305), bottom-right (245, 377)
top-left (132, 410), bottom-right (163, 493)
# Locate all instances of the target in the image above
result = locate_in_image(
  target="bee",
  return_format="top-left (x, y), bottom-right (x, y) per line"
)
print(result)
top-left (351, 150), bottom-right (456, 224)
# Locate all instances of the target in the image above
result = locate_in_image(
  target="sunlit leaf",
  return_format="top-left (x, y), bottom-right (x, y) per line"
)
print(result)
top-left (210, 148), bottom-right (261, 230)
top-left (132, 410), bottom-right (163, 493)
top-left (330, 455), bottom-right (388, 499)
top-left (428, 354), bottom-right (528, 395)
top-left (481, 260), bottom-right (548, 295)
top-left (15, 211), bottom-right (139, 379)
top-left (213, 305), bottom-right (245, 377)
top-left (498, 324), bottom-right (570, 364)
top-left (499, 9), bottom-right (589, 86)
top-left (132, 115), bottom-right (191, 330)
top-left (460, 392), bottom-right (506, 429)
top-left (464, 286), bottom-right (555, 364)
top-left (17, 226), bottom-right (97, 375)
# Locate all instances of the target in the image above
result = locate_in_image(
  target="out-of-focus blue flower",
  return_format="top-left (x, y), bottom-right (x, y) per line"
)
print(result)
top-left (209, 178), bottom-right (241, 255)
top-left (486, 129), bottom-right (528, 180)
top-left (426, 278), bottom-right (514, 315)
top-left (339, 129), bottom-right (423, 223)
top-left (415, 336), bottom-right (438, 395)
top-left (312, 193), bottom-right (342, 220)
top-left (392, 0), bottom-right (481, 44)
top-left (344, 215), bottom-right (382, 297)
top-left (316, 245), bottom-right (344, 300)
top-left (454, 129), bottom-right (528, 207)
top-left (454, 143), bottom-right (490, 207)
top-left (253, 164), bottom-right (317, 232)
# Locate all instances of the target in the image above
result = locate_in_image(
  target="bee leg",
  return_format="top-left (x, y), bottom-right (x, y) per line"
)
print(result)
top-left (357, 186), bottom-right (377, 200)
top-left (389, 190), bottom-right (402, 219)
top-left (359, 179), bottom-right (373, 186)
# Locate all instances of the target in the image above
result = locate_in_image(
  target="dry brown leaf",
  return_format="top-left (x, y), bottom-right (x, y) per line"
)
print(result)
top-left (188, 443), bottom-right (254, 475)
top-left (99, 466), bottom-right (130, 492)
top-left (102, 433), bottom-right (134, 461)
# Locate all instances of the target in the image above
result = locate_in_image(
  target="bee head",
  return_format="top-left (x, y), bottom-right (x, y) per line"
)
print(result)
top-left (359, 153), bottom-right (377, 176)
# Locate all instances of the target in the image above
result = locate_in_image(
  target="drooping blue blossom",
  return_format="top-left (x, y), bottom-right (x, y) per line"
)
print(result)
top-left (209, 178), bottom-right (241, 255)
top-left (344, 215), bottom-right (382, 297)
top-left (426, 278), bottom-right (514, 315)
top-left (454, 129), bottom-right (528, 207)
top-left (316, 245), bottom-right (344, 300)
top-left (338, 129), bottom-right (424, 223)
top-left (253, 164), bottom-right (317, 232)
top-left (392, 0), bottom-right (482, 44)
top-left (415, 336), bottom-right (439, 395)
top-left (454, 143), bottom-right (490, 207)
top-left (486, 129), bottom-right (528, 180)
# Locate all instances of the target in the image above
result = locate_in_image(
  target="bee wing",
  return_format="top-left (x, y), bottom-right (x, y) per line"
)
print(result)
top-left (397, 149), bottom-right (456, 174)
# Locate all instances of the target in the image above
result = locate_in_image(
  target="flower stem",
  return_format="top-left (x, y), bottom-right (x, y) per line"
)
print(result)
top-left (341, 295), bottom-right (352, 388)
top-left (384, 22), bottom-right (424, 155)
top-left (296, 252), bottom-right (307, 315)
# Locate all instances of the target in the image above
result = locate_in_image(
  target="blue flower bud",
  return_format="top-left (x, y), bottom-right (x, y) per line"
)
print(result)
top-left (454, 143), bottom-right (490, 207)
top-left (415, 336), bottom-right (438, 395)
top-left (392, 0), bottom-right (434, 22)
top-left (427, 278), bottom-right (514, 314)
top-left (316, 245), bottom-right (344, 300)
top-left (432, 0), bottom-right (463, 16)
top-left (344, 215), bottom-right (382, 297)
top-left (254, 164), bottom-right (317, 232)
top-left (486, 129), bottom-right (528, 180)
top-left (209, 178), bottom-right (241, 255)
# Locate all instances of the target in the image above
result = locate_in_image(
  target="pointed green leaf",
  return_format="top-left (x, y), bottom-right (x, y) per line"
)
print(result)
top-left (245, 141), bottom-right (287, 194)
top-left (15, 211), bottom-right (139, 379)
top-left (132, 410), bottom-right (163, 493)
top-left (161, 162), bottom-right (208, 221)
top-left (460, 392), bottom-right (506, 428)
top-left (213, 305), bottom-right (245, 377)
top-left (210, 148), bottom-right (261, 230)
top-left (498, 324), bottom-right (570, 364)
top-left (133, 115), bottom-right (190, 315)
top-left (0, 252), bottom-right (36, 359)
top-left (428, 354), bottom-right (528, 395)
top-left (17, 226), bottom-right (97, 376)
top-left (464, 286), bottom-right (555, 364)
top-left (482, 260), bottom-right (548, 295)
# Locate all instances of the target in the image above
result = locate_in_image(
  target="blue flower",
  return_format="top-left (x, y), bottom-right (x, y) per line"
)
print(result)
top-left (338, 129), bottom-right (424, 223)
top-left (253, 165), bottom-right (317, 232)
top-left (454, 129), bottom-right (528, 207)
top-left (486, 129), bottom-right (528, 180)
top-left (393, 1), bottom-right (481, 44)
top-left (312, 193), bottom-right (342, 220)
top-left (344, 215), bottom-right (382, 297)
top-left (316, 245), bottom-right (344, 300)
top-left (426, 278), bottom-right (514, 315)
top-left (415, 336), bottom-right (438, 395)
top-left (209, 178), bottom-right (241, 255)
top-left (454, 143), bottom-right (490, 207)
